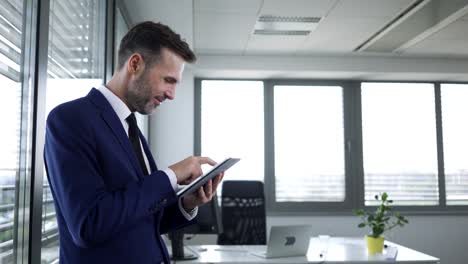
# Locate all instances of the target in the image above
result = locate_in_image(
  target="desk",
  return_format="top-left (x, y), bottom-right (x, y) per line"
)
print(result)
top-left (176, 237), bottom-right (439, 264)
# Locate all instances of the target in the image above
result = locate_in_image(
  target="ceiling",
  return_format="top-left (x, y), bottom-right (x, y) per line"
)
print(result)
top-left (122, 0), bottom-right (468, 80)
top-left (124, 0), bottom-right (468, 57)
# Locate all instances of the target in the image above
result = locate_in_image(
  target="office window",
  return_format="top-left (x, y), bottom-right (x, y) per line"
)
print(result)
top-left (274, 85), bottom-right (345, 202)
top-left (441, 84), bottom-right (468, 205)
top-left (199, 80), bottom-right (264, 184)
top-left (41, 0), bottom-right (106, 263)
top-left (361, 83), bottom-right (438, 206)
top-left (0, 0), bottom-right (32, 262)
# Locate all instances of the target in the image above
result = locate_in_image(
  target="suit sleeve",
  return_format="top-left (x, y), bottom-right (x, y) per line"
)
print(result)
top-left (44, 106), bottom-right (177, 248)
top-left (159, 202), bottom-right (196, 234)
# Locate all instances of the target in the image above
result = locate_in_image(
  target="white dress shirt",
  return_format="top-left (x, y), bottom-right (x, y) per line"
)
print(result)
top-left (98, 85), bottom-right (197, 220)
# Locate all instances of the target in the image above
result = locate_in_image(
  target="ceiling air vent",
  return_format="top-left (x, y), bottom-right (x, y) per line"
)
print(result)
top-left (254, 15), bottom-right (321, 36)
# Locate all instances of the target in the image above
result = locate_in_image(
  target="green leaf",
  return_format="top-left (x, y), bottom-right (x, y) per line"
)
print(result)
top-left (354, 209), bottom-right (365, 216)
top-left (358, 223), bottom-right (366, 228)
top-left (382, 192), bottom-right (388, 201)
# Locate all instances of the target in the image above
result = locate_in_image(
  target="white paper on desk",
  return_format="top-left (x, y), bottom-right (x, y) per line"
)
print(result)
top-left (384, 246), bottom-right (398, 260)
top-left (367, 247), bottom-right (398, 261)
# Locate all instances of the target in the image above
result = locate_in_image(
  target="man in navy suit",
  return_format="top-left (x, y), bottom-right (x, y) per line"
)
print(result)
top-left (44, 21), bottom-right (223, 264)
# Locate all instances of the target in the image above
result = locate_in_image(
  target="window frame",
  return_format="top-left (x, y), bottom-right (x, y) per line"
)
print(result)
top-left (265, 79), bottom-right (357, 214)
top-left (195, 78), bottom-right (468, 215)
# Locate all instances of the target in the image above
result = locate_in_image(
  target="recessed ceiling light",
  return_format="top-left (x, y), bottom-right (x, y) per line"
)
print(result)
top-left (254, 15), bottom-right (321, 36)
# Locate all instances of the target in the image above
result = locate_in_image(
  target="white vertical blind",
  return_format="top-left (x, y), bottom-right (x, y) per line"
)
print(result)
top-left (200, 80), bottom-right (264, 184)
top-left (274, 85), bottom-right (345, 202)
top-left (362, 82), bottom-right (439, 206)
top-left (441, 84), bottom-right (468, 205)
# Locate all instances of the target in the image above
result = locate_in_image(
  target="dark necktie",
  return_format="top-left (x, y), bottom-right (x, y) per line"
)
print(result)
top-left (126, 113), bottom-right (149, 176)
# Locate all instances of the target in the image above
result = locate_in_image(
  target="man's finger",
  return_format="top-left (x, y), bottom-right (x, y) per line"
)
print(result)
top-left (198, 186), bottom-right (207, 201)
top-left (197, 156), bottom-right (217, 166)
top-left (204, 180), bottom-right (213, 197)
top-left (212, 174), bottom-right (223, 191)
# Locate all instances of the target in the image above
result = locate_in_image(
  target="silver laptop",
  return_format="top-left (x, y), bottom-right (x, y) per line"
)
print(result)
top-left (251, 225), bottom-right (313, 258)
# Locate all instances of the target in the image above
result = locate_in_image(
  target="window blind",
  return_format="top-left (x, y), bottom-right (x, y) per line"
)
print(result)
top-left (0, 0), bottom-right (23, 261)
top-left (47, 0), bottom-right (104, 79)
top-left (41, 1), bottom-right (106, 262)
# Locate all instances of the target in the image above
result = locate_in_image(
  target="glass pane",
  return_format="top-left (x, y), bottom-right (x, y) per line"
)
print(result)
top-left (41, 0), bottom-right (106, 262)
top-left (200, 80), bottom-right (264, 187)
top-left (0, 77), bottom-right (21, 262)
top-left (0, 0), bottom-right (24, 262)
top-left (441, 84), bottom-right (468, 205)
top-left (274, 85), bottom-right (345, 202)
top-left (362, 82), bottom-right (438, 206)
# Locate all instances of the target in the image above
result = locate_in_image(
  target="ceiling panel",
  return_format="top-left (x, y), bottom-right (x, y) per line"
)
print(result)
top-left (327, 0), bottom-right (414, 18)
top-left (297, 17), bottom-right (391, 52)
top-left (403, 20), bottom-right (468, 56)
top-left (259, 0), bottom-right (337, 17)
top-left (194, 11), bottom-right (258, 54)
top-left (421, 20), bottom-right (468, 40)
top-left (194, 0), bottom-right (262, 14)
top-left (190, 0), bottom-right (468, 57)
top-left (245, 35), bottom-right (308, 55)
top-left (403, 39), bottom-right (468, 57)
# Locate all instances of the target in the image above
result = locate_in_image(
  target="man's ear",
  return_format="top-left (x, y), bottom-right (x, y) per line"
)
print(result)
top-left (127, 53), bottom-right (145, 76)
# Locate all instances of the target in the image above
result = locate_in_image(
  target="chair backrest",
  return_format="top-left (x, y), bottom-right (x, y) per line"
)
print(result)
top-left (217, 180), bottom-right (266, 245)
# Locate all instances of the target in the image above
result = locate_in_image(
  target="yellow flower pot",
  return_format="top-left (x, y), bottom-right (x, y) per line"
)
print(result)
top-left (366, 235), bottom-right (384, 255)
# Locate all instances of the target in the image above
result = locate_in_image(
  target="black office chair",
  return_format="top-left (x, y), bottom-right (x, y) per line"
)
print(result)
top-left (217, 180), bottom-right (266, 245)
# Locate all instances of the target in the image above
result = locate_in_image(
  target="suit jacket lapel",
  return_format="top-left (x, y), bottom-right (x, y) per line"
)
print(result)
top-left (87, 88), bottom-right (143, 180)
top-left (140, 130), bottom-right (158, 173)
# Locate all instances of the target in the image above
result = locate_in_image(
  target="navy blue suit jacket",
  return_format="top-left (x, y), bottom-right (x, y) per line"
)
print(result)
top-left (44, 88), bottom-right (192, 263)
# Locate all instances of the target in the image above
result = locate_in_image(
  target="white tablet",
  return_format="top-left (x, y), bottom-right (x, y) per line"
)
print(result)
top-left (176, 158), bottom-right (240, 198)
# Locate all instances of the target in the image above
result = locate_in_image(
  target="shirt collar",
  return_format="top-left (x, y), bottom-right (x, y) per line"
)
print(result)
top-left (98, 84), bottom-right (132, 122)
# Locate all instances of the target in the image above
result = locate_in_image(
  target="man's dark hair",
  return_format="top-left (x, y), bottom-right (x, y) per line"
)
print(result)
top-left (117, 21), bottom-right (196, 69)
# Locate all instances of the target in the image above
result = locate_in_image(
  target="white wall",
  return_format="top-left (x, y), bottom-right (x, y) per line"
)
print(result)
top-left (151, 56), bottom-right (468, 264)
top-left (150, 68), bottom-right (194, 168)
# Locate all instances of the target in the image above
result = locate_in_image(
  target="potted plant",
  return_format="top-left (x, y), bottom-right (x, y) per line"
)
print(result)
top-left (354, 192), bottom-right (409, 255)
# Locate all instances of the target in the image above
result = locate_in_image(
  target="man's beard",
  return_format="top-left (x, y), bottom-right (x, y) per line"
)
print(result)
top-left (125, 74), bottom-right (154, 115)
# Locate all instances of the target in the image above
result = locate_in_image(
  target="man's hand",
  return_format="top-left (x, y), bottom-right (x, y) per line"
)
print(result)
top-left (169, 156), bottom-right (216, 184)
top-left (181, 172), bottom-right (224, 211)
